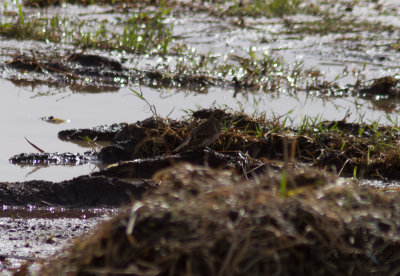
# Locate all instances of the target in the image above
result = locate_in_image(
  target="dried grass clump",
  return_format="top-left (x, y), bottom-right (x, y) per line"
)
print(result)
top-left (40, 165), bottom-right (400, 275)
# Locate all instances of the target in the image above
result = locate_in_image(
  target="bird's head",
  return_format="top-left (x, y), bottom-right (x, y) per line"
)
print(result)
top-left (211, 109), bottom-right (227, 121)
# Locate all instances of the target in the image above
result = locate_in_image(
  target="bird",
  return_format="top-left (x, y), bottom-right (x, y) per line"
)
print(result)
top-left (173, 109), bottom-right (226, 152)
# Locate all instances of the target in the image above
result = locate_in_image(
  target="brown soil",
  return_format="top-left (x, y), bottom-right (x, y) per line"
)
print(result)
top-left (0, 175), bottom-right (155, 207)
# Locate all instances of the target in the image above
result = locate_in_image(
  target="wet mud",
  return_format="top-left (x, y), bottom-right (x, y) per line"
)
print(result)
top-left (95, 149), bottom-right (269, 179)
top-left (58, 122), bottom-right (127, 141)
top-left (358, 76), bottom-right (399, 96)
top-left (9, 151), bottom-right (95, 166)
top-left (5, 52), bottom-right (128, 91)
top-left (3, 52), bottom-right (224, 93)
top-left (0, 175), bottom-right (154, 207)
top-left (0, 207), bottom-right (112, 272)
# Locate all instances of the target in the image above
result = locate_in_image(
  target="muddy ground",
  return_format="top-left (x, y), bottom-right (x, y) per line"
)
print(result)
top-left (0, 208), bottom-right (113, 272)
top-left (2, 0), bottom-right (400, 274)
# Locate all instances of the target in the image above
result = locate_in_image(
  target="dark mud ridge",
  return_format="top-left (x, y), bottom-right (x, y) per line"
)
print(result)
top-left (4, 52), bottom-right (224, 92)
top-left (0, 175), bottom-right (154, 207)
top-left (9, 151), bottom-right (96, 166)
top-left (58, 122), bottom-right (127, 141)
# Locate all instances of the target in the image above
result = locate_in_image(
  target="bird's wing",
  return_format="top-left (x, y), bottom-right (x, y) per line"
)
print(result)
top-left (173, 131), bottom-right (192, 152)
top-left (190, 122), bottom-right (210, 140)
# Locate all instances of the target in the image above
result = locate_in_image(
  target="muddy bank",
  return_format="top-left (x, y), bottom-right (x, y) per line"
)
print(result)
top-left (0, 175), bottom-right (154, 207)
top-left (55, 109), bottom-right (400, 181)
top-left (58, 123), bottom-right (127, 141)
top-left (11, 108), bottom-right (400, 181)
top-left (6, 51), bottom-right (400, 101)
top-left (0, 208), bottom-right (111, 272)
top-left (94, 148), bottom-right (269, 179)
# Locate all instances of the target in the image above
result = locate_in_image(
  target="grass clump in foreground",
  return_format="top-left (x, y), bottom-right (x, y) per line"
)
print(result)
top-left (38, 164), bottom-right (400, 275)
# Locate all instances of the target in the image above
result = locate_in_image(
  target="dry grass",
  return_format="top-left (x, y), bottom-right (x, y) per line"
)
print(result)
top-left (38, 164), bottom-right (400, 275)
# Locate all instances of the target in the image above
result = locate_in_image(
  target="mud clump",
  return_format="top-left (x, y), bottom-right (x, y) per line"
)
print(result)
top-left (58, 123), bottom-right (127, 141)
top-left (95, 148), bottom-right (267, 179)
top-left (98, 117), bottom-right (184, 163)
top-left (359, 76), bottom-right (399, 96)
top-left (7, 57), bottom-right (42, 72)
top-left (9, 151), bottom-right (95, 166)
top-left (0, 175), bottom-right (154, 207)
top-left (5, 52), bottom-right (128, 91)
top-left (67, 53), bottom-right (123, 71)
top-left (7, 54), bottom-right (70, 74)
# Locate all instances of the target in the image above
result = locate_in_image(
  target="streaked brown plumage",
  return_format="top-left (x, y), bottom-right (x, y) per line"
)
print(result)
top-left (174, 110), bottom-right (226, 152)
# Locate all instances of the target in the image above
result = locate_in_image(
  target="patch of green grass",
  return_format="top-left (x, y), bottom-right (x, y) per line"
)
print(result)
top-left (0, 5), bottom-right (65, 41)
top-left (220, 0), bottom-right (303, 17)
top-left (0, 5), bottom-right (173, 54)
top-left (285, 17), bottom-right (397, 36)
top-left (74, 12), bottom-right (173, 54)
top-left (170, 46), bottom-right (306, 92)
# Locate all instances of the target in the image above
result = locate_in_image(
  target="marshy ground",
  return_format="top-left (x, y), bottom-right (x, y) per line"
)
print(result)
top-left (2, 0), bottom-right (400, 274)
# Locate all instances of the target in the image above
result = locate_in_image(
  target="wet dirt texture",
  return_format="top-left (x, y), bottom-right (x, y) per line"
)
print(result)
top-left (3, 51), bottom-right (224, 93)
top-left (0, 175), bottom-right (154, 207)
top-left (9, 151), bottom-right (95, 166)
top-left (0, 208), bottom-right (112, 271)
top-left (5, 52), bottom-right (128, 91)
top-left (58, 122), bottom-right (127, 141)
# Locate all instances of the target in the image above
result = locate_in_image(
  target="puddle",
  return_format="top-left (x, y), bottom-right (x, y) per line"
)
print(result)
top-left (359, 179), bottom-right (400, 189)
top-left (0, 206), bottom-right (116, 219)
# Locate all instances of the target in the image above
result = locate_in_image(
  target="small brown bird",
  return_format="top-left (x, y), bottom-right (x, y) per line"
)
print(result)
top-left (174, 109), bottom-right (226, 152)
